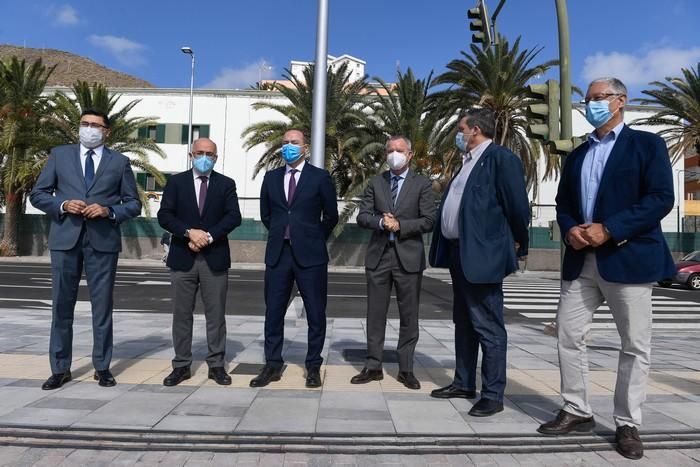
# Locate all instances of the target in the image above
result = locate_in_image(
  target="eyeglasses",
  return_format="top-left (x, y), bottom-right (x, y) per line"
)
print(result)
top-left (79, 121), bottom-right (107, 129)
top-left (191, 152), bottom-right (217, 160)
top-left (584, 93), bottom-right (624, 104)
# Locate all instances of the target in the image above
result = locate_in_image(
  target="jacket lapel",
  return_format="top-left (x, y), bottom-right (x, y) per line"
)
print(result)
top-left (393, 170), bottom-right (414, 211)
top-left (382, 171), bottom-right (393, 210)
top-left (289, 164), bottom-right (310, 206)
top-left (277, 167), bottom-right (289, 207)
top-left (463, 143), bottom-right (494, 194)
top-left (72, 145), bottom-right (86, 190)
top-left (593, 125), bottom-right (631, 216)
top-left (200, 171), bottom-right (215, 217)
top-left (88, 147), bottom-right (113, 192)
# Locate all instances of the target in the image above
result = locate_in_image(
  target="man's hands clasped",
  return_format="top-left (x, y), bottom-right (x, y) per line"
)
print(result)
top-left (566, 223), bottom-right (611, 250)
top-left (64, 200), bottom-right (109, 219)
top-left (187, 228), bottom-right (211, 253)
top-left (382, 213), bottom-right (400, 232)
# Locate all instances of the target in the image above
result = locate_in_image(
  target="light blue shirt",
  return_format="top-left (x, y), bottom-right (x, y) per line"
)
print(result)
top-left (381, 167), bottom-right (409, 240)
top-left (580, 121), bottom-right (625, 224)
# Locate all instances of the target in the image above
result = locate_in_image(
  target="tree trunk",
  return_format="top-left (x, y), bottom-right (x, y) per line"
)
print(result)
top-left (0, 190), bottom-right (23, 256)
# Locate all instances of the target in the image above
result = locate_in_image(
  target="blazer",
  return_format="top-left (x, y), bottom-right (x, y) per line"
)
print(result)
top-left (30, 144), bottom-right (141, 252)
top-left (556, 125), bottom-right (676, 283)
top-left (157, 170), bottom-right (242, 272)
top-left (260, 162), bottom-right (338, 268)
top-left (429, 143), bottom-right (530, 284)
top-left (357, 170), bottom-right (436, 273)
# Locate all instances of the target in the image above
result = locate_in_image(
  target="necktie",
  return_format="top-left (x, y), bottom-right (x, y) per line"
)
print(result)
top-left (85, 150), bottom-right (95, 187)
top-left (287, 169), bottom-right (298, 202)
top-left (391, 175), bottom-right (400, 206)
top-left (198, 175), bottom-right (208, 215)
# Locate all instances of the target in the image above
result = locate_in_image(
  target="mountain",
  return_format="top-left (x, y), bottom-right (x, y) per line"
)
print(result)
top-left (0, 44), bottom-right (153, 88)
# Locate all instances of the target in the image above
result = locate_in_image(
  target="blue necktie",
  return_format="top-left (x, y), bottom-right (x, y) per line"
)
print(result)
top-left (85, 149), bottom-right (95, 187)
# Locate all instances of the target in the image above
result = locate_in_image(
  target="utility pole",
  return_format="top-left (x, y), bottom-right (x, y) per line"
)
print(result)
top-left (310, 0), bottom-right (329, 169)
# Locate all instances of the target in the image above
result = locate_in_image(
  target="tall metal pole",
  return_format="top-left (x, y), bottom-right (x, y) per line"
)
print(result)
top-left (677, 169), bottom-right (688, 253)
top-left (310, 0), bottom-right (329, 169)
top-left (555, 0), bottom-right (572, 141)
top-left (181, 47), bottom-right (195, 169)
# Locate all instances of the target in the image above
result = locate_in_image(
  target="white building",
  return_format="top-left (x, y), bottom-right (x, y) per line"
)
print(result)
top-left (290, 54), bottom-right (366, 83)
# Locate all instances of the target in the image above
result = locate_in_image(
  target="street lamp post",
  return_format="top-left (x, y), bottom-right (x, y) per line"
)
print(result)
top-left (310, 0), bottom-right (329, 169)
top-left (677, 169), bottom-right (689, 254)
top-left (181, 46), bottom-right (195, 167)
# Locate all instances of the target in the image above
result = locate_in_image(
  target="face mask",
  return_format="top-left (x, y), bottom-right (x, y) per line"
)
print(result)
top-left (79, 127), bottom-right (105, 149)
top-left (281, 144), bottom-right (303, 164)
top-left (387, 151), bottom-right (408, 171)
top-left (192, 155), bottom-right (215, 174)
top-left (455, 133), bottom-right (466, 152)
top-left (585, 100), bottom-right (615, 129)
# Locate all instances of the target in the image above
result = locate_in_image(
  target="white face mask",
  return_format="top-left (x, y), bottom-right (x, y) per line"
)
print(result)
top-left (79, 126), bottom-right (105, 149)
top-left (387, 151), bottom-right (408, 171)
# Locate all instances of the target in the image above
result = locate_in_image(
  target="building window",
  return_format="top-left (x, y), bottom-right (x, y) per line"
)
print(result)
top-left (181, 124), bottom-right (210, 144)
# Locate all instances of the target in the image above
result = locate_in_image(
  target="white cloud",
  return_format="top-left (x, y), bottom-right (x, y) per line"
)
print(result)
top-left (46, 4), bottom-right (79, 26)
top-left (582, 46), bottom-right (700, 87)
top-left (204, 60), bottom-right (275, 89)
top-left (88, 34), bottom-right (147, 67)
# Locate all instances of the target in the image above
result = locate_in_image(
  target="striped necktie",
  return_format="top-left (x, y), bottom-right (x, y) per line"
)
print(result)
top-left (391, 175), bottom-right (400, 206)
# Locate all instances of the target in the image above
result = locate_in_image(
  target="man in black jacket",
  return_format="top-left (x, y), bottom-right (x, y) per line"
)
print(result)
top-left (157, 138), bottom-right (241, 386)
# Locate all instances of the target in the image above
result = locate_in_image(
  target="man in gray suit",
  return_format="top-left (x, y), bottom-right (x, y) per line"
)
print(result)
top-left (30, 109), bottom-right (141, 390)
top-left (351, 135), bottom-right (436, 389)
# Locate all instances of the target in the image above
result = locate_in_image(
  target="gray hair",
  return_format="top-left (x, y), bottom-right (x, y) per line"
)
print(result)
top-left (589, 77), bottom-right (628, 96)
top-left (385, 135), bottom-right (412, 152)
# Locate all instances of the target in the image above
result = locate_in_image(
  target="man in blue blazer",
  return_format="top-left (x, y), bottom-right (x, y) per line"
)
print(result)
top-left (538, 78), bottom-right (675, 461)
top-left (157, 138), bottom-right (241, 387)
top-left (30, 109), bottom-right (141, 390)
top-left (250, 129), bottom-right (338, 388)
top-left (429, 108), bottom-right (529, 417)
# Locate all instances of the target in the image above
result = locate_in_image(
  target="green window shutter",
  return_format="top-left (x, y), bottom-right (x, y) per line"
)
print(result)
top-left (137, 126), bottom-right (148, 139)
top-left (135, 172), bottom-right (147, 189)
top-left (199, 124), bottom-right (210, 138)
top-left (155, 124), bottom-right (166, 143)
top-left (181, 125), bottom-right (189, 145)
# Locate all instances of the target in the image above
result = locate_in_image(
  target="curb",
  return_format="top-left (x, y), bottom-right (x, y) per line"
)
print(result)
top-left (2, 426), bottom-right (700, 454)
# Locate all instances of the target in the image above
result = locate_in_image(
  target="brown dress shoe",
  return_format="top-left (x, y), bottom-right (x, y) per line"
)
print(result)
top-left (616, 425), bottom-right (643, 460)
top-left (537, 409), bottom-right (595, 435)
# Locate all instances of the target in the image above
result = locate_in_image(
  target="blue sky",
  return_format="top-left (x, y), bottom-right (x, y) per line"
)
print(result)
top-left (2, 0), bottom-right (699, 98)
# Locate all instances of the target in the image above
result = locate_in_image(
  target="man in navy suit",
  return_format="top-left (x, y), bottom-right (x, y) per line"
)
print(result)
top-left (30, 109), bottom-right (141, 390)
top-left (250, 129), bottom-right (338, 388)
top-left (157, 138), bottom-right (241, 387)
top-left (537, 78), bottom-right (675, 461)
top-left (429, 108), bottom-right (529, 417)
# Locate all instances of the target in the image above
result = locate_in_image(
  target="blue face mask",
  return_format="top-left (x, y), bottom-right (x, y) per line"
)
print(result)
top-left (455, 133), bottom-right (466, 152)
top-left (585, 100), bottom-right (614, 129)
top-left (281, 143), bottom-right (303, 164)
top-left (192, 155), bottom-right (215, 174)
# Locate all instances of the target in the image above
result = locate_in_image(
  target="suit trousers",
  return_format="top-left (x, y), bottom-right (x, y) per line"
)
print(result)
top-left (49, 225), bottom-right (118, 374)
top-left (448, 243), bottom-right (507, 401)
top-left (557, 252), bottom-right (653, 427)
top-left (365, 244), bottom-right (421, 372)
top-left (264, 243), bottom-right (328, 369)
top-left (170, 255), bottom-right (228, 369)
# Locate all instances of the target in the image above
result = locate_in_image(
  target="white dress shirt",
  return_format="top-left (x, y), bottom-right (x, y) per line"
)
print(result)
top-left (80, 144), bottom-right (104, 174)
top-left (284, 159), bottom-right (305, 201)
top-left (192, 168), bottom-right (213, 244)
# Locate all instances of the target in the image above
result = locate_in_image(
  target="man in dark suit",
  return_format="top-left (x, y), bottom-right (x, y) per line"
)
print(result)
top-left (537, 78), bottom-right (675, 461)
top-left (30, 109), bottom-right (141, 390)
top-left (351, 136), bottom-right (435, 389)
top-left (429, 108), bottom-right (529, 417)
top-left (157, 138), bottom-right (241, 386)
top-left (250, 129), bottom-right (338, 388)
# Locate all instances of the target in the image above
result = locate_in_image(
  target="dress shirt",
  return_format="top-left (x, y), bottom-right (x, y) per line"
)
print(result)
top-left (191, 168), bottom-right (213, 244)
top-left (380, 166), bottom-right (409, 240)
top-left (284, 159), bottom-right (305, 201)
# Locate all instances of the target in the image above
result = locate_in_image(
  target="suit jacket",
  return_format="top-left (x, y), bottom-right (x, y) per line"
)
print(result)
top-left (30, 144), bottom-right (141, 252)
top-left (556, 125), bottom-right (675, 283)
top-left (157, 170), bottom-right (242, 272)
top-left (260, 162), bottom-right (338, 268)
top-left (429, 143), bottom-right (530, 284)
top-left (357, 170), bottom-right (436, 273)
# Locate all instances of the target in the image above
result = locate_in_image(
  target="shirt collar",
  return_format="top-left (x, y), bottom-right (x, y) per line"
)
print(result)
top-left (464, 139), bottom-right (492, 163)
top-left (588, 121), bottom-right (625, 144)
top-left (286, 159), bottom-right (306, 173)
top-left (80, 144), bottom-right (104, 158)
top-left (390, 167), bottom-right (409, 180)
top-left (192, 168), bottom-right (211, 180)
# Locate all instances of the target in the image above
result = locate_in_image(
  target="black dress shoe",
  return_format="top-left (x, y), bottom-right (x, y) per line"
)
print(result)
top-left (208, 367), bottom-right (232, 386)
top-left (350, 368), bottom-right (383, 384)
top-left (397, 371), bottom-right (420, 390)
top-left (94, 369), bottom-right (116, 387)
top-left (249, 365), bottom-right (282, 388)
top-left (306, 367), bottom-right (322, 388)
top-left (42, 371), bottom-right (71, 390)
top-left (616, 425), bottom-right (643, 460)
top-left (430, 384), bottom-right (477, 399)
top-left (468, 398), bottom-right (504, 417)
top-left (163, 367), bottom-right (191, 387)
top-left (537, 409), bottom-right (595, 435)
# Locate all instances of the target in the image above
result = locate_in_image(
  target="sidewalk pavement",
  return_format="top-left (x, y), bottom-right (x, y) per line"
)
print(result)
top-left (1, 300), bottom-right (700, 464)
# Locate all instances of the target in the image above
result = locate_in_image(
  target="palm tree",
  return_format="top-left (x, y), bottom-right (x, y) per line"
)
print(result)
top-left (0, 57), bottom-right (56, 256)
top-left (633, 63), bottom-right (700, 164)
top-left (51, 81), bottom-right (167, 208)
top-left (241, 62), bottom-right (375, 197)
top-left (429, 37), bottom-right (559, 192)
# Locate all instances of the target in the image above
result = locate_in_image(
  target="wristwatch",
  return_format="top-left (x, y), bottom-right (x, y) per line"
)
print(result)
top-left (185, 229), bottom-right (191, 238)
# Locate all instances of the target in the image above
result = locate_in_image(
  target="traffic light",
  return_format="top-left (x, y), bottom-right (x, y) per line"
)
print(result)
top-left (467, 1), bottom-right (492, 48)
top-left (526, 79), bottom-right (560, 142)
top-left (549, 136), bottom-right (585, 155)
